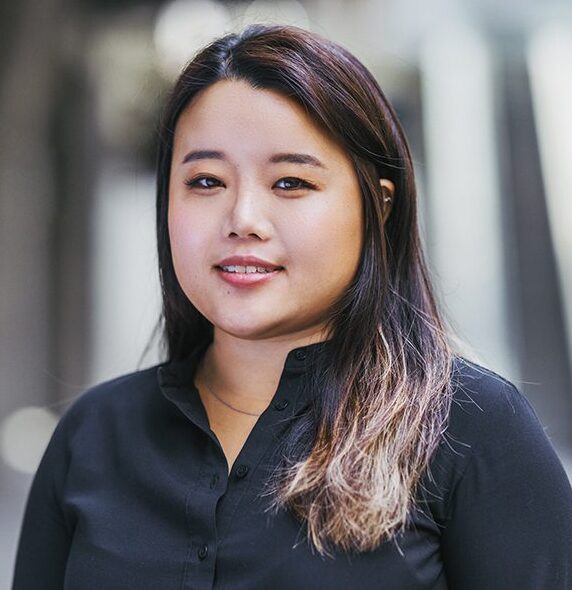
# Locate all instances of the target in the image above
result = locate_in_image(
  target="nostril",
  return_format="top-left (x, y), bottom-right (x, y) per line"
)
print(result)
top-left (228, 234), bottom-right (263, 242)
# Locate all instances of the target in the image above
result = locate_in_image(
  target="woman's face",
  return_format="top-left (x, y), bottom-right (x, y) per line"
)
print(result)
top-left (168, 79), bottom-right (364, 343)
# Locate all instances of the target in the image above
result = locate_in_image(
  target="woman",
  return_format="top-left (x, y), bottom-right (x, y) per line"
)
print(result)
top-left (13, 23), bottom-right (572, 589)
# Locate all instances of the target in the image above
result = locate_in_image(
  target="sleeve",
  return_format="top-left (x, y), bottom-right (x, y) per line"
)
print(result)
top-left (12, 412), bottom-right (75, 590)
top-left (441, 383), bottom-right (572, 589)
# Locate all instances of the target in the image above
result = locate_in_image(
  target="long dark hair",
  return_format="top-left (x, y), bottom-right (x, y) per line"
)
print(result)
top-left (156, 23), bottom-right (454, 556)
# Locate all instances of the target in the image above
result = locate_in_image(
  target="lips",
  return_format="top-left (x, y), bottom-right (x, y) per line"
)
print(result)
top-left (214, 255), bottom-right (284, 287)
top-left (215, 255), bottom-right (284, 271)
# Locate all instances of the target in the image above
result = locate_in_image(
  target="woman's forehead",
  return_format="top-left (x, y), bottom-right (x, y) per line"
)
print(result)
top-left (172, 79), bottom-right (351, 168)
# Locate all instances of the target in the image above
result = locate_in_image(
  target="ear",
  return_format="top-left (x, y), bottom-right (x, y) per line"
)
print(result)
top-left (380, 178), bottom-right (395, 223)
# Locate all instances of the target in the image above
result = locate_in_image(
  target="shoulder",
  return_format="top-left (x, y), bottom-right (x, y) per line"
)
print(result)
top-left (443, 355), bottom-right (566, 467)
top-left (56, 365), bottom-right (164, 438)
top-left (68, 365), bottom-right (161, 412)
top-left (432, 360), bottom-right (572, 587)
top-left (423, 356), bottom-right (572, 521)
top-left (27, 366), bottom-right (165, 496)
top-left (445, 356), bottom-right (541, 452)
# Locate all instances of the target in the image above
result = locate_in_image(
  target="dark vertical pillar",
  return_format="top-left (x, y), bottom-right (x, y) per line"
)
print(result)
top-left (500, 43), bottom-right (572, 450)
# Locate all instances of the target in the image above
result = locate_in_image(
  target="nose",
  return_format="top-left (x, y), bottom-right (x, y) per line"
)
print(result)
top-left (223, 183), bottom-right (272, 240)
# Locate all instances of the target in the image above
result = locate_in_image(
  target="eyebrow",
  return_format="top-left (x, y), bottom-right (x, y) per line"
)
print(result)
top-left (181, 150), bottom-right (327, 169)
top-left (269, 153), bottom-right (326, 168)
top-left (181, 150), bottom-right (224, 164)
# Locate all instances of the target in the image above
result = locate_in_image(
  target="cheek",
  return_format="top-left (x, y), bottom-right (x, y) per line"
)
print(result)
top-left (167, 203), bottom-right (208, 283)
top-left (287, 199), bottom-right (363, 274)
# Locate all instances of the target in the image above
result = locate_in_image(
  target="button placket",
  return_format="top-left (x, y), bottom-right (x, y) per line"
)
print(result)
top-left (212, 346), bottom-right (321, 538)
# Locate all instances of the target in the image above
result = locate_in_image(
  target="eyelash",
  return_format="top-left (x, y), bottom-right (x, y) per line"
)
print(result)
top-left (183, 177), bottom-right (220, 190)
top-left (183, 176), bottom-right (317, 192)
top-left (275, 177), bottom-right (317, 191)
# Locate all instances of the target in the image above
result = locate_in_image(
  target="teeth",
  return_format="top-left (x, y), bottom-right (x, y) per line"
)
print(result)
top-left (220, 265), bottom-right (276, 273)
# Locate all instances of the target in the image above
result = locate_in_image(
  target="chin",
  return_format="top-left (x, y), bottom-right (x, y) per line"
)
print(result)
top-left (215, 318), bottom-right (285, 341)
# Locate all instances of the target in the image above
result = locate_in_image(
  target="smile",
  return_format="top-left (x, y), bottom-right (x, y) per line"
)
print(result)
top-left (215, 266), bottom-right (283, 287)
top-left (220, 265), bottom-right (274, 274)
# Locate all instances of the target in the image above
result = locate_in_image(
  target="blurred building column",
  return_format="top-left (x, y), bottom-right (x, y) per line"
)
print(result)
top-left (0, 0), bottom-right (95, 583)
top-left (0, 0), bottom-right (66, 584)
top-left (501, 41), bottom-right (572, 450)
top-left (420, 24), bottom-right (517, 380)
top-left (527, 25), bottom-right (572, 386)
top-left (0, 0), bottom-right (64, 423)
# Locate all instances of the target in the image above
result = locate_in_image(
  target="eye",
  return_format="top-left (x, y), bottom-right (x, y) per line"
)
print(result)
top-left (183, 176), bottom-right (224, 190)
top-left (274, 177), bottom-right (316, 191)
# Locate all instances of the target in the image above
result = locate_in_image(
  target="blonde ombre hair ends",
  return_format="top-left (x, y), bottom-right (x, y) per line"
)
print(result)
top-left (267, 318), bottom-right (454, 555)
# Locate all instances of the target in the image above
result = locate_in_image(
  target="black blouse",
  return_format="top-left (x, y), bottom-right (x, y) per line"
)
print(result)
top-left (12, 341), bottom-right (572, 589)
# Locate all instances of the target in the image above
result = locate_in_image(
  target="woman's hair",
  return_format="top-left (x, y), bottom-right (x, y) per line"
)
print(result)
top-left (156, 23), bottom-right (455, 556)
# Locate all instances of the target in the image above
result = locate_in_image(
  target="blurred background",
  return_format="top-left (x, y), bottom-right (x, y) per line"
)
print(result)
top-left (1, 0), bottom-right (572, 584)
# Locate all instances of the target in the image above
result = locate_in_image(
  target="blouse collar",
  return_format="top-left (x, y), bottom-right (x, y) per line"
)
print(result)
top-left (157, 339), bottom-right (333, 427)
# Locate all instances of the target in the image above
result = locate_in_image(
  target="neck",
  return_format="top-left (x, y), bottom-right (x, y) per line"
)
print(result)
top-left (198, 327), bottom-right (329, 405)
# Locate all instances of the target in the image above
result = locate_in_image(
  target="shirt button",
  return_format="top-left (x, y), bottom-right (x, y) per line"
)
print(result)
top-left (274, 399), bottom-right (289, 411)
top-left (197, 544), bottom-right (208, 560)
top-left (294, 350), bottom-right (307, 361)
top-left (236, 464), bottom-right (249, 479)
